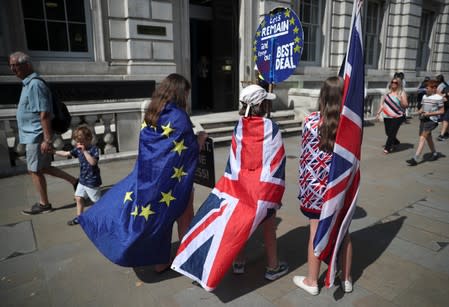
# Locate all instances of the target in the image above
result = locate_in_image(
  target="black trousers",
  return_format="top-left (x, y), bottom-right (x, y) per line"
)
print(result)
top-left (383, 117), bottom-right (403, 151)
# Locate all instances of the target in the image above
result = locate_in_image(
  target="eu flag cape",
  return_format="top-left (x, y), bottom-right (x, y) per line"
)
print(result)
top-left (171, 117), bottom-right (286, 291)
top-left (79, 102), bottom-right (198, 267)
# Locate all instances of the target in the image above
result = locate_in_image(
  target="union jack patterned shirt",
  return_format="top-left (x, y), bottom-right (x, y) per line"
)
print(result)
top-left (299, 112), bottom-right (332, 215)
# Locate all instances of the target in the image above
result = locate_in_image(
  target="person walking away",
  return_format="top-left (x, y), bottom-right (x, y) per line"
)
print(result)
top-left (435, 74), bottom-right (449, 141)
top-left (406, 79), bottom-right (444, 166)
top-left (78, 74), bottom-right (206, 271)
top-left (375, 77), bottom-right (409, 153)
top-left (9, 51), bottom-right (78, 215)
top-left (231, 84), bottom-right (288, 281)
top-left (54, 126), bottom-right (102, 225)
top-left (293, 77), bottom-right (353, 295)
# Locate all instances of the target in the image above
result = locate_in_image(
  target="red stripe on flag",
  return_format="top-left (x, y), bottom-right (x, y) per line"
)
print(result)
top-left (270, 146), bottom-right (285, 173)
top-left (176, 203), bottom-right (228, 255)
top-left (335, 116), bottom-right (362, 159)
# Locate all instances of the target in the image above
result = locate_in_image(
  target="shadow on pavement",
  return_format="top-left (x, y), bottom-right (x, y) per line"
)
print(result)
top-left (131, 213), bottom-right (405, 303)
top-left (212, 223), bottom-right (309, 303)
top-left (393, 142), bottom-right (414, 152)
top-left (131, 217), bottom-right (309, 302)
top-left (132, 241), bottom-right (182, 283)
top-left (332, 215), bottom-right (406, 300)
top-left (353, 206), bottom-right (367, 219)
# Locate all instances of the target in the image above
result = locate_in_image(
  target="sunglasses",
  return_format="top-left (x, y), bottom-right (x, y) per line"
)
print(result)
top-left (391, 81), bottom-right (399, 84)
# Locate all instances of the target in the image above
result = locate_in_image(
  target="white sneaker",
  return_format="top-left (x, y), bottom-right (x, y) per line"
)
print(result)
top-left (292, 276), bottom-right (319, 295)
top-left (342, 280), bottom-right (353, 293)
top-left (232, 262), bottom-right (245, 274)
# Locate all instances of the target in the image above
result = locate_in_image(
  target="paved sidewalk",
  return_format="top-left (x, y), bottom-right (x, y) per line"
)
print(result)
top-left (1, 118), bottom-right (448, 307)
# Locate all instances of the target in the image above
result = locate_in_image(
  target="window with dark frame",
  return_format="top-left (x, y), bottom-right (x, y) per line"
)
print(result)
top-left (292, 0), bottom-right (322, 64)
top-left (21, 0), bottom-right (89, 53)
top-left (416, 10), bottom-right (433, 69)
top-left (363, 1), bottom-right (383, 68)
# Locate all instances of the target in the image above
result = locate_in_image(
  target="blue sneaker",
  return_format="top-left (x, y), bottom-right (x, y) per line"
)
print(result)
top-left (265, 261), bottom-right (289, 281)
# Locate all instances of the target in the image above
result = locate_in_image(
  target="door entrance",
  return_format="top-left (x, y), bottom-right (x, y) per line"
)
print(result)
top-left (189, 0), bottom-right (239, 113)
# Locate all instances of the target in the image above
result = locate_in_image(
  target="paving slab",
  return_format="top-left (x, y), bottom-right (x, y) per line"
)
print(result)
top-left (0, 221), bottom-right (36, 261)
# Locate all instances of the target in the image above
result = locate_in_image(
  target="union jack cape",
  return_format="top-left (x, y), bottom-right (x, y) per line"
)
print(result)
top-left (313, 0), bottom-right (365, 288)
top-left (171, 116), bottom-right (286, 291)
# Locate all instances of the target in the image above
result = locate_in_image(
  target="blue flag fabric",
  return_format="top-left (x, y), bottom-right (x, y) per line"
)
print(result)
top-left (79, 102), bottom-right (199, 267)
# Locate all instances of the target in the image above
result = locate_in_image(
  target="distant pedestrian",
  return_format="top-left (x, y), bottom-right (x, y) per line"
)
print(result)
top-left (417, 76), bottom-right (431, 109)
top-left (9, 51), bottom-right (78, 215)
top-left (406, 79), bottom-right (445, 166)
top-left (54, 126), bottom-right (102, 225)
top-left (435, 74), bottom-right (449, 141)
top-left (436, 74), bottom-right (448, 95)
top-left (393, 71), bottom-right (407, 89)
top-left (293, 77), bottom-right (353, 295)
top-left (376, 76), bottom-right (408, 153)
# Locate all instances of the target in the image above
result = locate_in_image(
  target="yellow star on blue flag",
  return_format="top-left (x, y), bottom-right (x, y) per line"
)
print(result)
top-left (161, 122), bottom-right (174, 137)
top-left (124, 191), bottom-right (133, 203)
top-left (172, 139), bottom-right (188, 155)
top-left (160, 190), bottom-right (176, 207)
top-left (172, 166), bottom-right (187, 182)
top-left (139, 205), bottom-right (155, 221)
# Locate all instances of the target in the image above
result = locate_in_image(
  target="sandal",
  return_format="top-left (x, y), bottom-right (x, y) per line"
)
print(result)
top-left (67, 217), bottom-right (79, 226)
top-left (154, 263), bottom-right (171, 274)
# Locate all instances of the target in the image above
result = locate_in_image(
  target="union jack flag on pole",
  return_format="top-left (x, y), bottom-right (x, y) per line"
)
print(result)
top-left (313, 0), bottom-right (364, 288)
top-left (171, 117), bottom-right (286, 291)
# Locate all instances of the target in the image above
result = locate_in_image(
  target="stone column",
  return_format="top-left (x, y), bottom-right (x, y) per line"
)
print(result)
top-left (383, 1), bottom-right (421, 72)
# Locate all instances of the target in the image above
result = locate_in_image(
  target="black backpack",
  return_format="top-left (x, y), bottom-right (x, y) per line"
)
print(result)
top-left (32, 77), bottom-right (72, 134)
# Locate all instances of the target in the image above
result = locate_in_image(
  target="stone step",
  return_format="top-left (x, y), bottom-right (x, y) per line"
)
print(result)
top-left (195, 110), bottom-right (302, 145)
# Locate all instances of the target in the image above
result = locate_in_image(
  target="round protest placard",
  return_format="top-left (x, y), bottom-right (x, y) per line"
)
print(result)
top-left (253, 7), bottom-right (304, 84)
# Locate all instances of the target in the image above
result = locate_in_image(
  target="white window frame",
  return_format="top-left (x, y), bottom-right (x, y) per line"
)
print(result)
top-left (21, 0), bottom-right (94, 60)
top-left (291, 0), bottom-right (323, 65)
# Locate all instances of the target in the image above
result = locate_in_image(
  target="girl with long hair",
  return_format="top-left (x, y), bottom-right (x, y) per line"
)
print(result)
top-left (293, 76), bottom-right (353, 295)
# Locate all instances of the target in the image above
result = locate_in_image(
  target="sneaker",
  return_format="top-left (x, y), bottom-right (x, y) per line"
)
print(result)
top-left (67, 217), bottom-right (79, 226)
top-left (292, 276), bottom-right (319, 295)
top-left (265, 261), bottom-right (289, 281)
top-left (232, 262), bottom-right (245, 274)
top-left (342, 280), bottom-right (353, 293)
top-left (22, 203), bottom-right (53, 215)
top-left (428, 153), bottom-right (439, 161)
top-left (406, 158), bottom-right (418, 166)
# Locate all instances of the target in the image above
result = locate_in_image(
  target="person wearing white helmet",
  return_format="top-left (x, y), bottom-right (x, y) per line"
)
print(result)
top-left (231, 84), bottom-right (289, 281)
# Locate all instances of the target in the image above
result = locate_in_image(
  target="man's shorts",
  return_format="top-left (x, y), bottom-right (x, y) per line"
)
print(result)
top-left (419, 119), bottom-right (438, 135)
top-left (75, 183), bottom-right (101, 202)
top-left (26, 143), bottom-right (52, 172)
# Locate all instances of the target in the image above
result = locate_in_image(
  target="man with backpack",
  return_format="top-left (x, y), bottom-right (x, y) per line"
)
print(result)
top-left (9, 51), bottom-right (78, 215)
